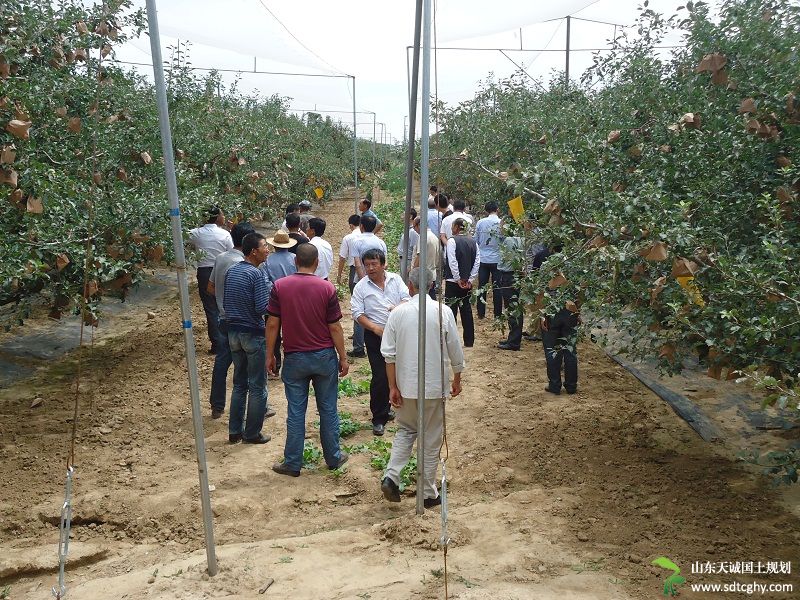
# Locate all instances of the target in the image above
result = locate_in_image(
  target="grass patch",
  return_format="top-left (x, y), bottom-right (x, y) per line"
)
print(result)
top-left (339, 377), bottom-right (371, 397)
top-left (339, 411), bottom-right (370, 437)
top-left (345, 438), bottom-right (417, 491)
top-left (302, 441), bottom-right (323, 469)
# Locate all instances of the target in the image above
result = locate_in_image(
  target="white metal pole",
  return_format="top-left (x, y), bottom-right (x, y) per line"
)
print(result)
top-left (417, 0), bottom-right (432, 516)
top-left (403, 0), bottom-right (423, 284)
top-left (144, 0), bottom-right (217, 575)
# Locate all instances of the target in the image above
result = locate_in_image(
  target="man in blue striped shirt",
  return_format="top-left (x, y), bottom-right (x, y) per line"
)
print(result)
top-left (223, 232), bottom-right (271, 445)
top-left (474, 201), bottom-right (502, 319)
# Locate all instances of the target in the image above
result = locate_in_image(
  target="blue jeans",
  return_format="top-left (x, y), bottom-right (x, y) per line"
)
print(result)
top-left (281, 347), bottom-right (342, 471)
top-left (228, 330), bottom-right (268, 440)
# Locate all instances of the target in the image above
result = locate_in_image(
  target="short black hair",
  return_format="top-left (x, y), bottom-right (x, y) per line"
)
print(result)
top-left (206, 205), bottom-right (222, 223)
top-left (360, 215), bottom-right (377, 232)
top-left (453, 198), bottom-right (466, 211)
top-left (485, 200), bottom-right (498, 213)
top-left (409, 208), bottom-right (418, 220)
top-left (308, 217), bottom-right (326, 237)
top-left (362, 248), bottom-right (386, 265)
top-left (360, 198), bottom-right (372, 209)
top-left (242, 232), bottom-right (265, 257)
top-left (285, 203), bottom-right (299, 215)
top-left (436, 193), bottom-right (449, 209)
top-left (295, 242), bottom-right (318, 268)
top-left (285, 213), bottom-right (300, 229)
top-left (231, 221), bottom-right (255, 247)
top-left (348, 214), bottom-right (361, 227)
top-left (429, 185), bottom-right (437, 193)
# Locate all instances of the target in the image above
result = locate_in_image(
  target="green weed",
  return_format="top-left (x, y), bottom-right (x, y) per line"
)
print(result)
top-left (302, 441), bottom-right (322, 469)
top-left (339, 377), bottom-right (371, 397)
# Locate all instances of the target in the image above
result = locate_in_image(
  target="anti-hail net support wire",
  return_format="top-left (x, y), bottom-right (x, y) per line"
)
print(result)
top-left (432, 4), bottom-right (451, 599)
top-left (55, 21), bottom-right (110, 596)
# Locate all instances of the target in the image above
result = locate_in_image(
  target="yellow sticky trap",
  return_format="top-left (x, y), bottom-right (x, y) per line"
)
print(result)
top-left (677, 276), bottom-right (705, 307)
top-left (507, 196), bottom-right (524, 222)
top-left (314, 187), bottom-right (324, 200)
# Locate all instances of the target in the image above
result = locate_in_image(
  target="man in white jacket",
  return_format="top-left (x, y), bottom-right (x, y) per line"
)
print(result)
top-left (379, 267), bottom-right (465, 509)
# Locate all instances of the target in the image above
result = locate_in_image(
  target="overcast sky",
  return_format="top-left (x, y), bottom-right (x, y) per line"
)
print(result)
top-left (118, 0), bottom-right (696, 146)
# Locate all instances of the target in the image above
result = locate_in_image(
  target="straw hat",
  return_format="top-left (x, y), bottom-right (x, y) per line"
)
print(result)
top-left (266, 229), bottom-right (297, 249)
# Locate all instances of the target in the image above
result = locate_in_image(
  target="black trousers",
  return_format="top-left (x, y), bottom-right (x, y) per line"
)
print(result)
top-left (542, 309), bottom-right (579, 393)
top-left (196, 266), bottom-right (223, 349)
top-left (497, 270), bottom-right (523, 348)
top-left (477, 262), bottom-right (502, 319)
top-left (444, 281), bottom-right (474, 347)
top-left (364, 329), bottom-right (390, 425)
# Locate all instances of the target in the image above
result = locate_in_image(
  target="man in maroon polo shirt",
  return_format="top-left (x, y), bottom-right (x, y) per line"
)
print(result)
top-left (267, 243), bottom-right (350, 476)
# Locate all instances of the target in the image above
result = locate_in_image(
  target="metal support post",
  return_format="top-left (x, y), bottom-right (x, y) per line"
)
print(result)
top-left (144, 0), bottom-right (217, 576)
top-left (403, 0), bottom-right (423, 283)
top-left (417, 0), bottom-right (432, 516)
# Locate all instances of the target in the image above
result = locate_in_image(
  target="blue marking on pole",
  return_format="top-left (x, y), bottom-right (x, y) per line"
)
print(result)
top-left (182, 320), bottom-right (192, 329)
top-left (169, 208), bottom-right (180, 216)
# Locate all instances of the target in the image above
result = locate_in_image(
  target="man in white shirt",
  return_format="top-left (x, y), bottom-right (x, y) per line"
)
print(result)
top-left (445, 218), bottom-right (480, 348)
top-left (379, 266), bottom-right (464, 509)
top-left (306, 217), bottom-right (333, 280)
top-left (351, 215), bottom-right (388, 280)
top-left (188, 205), bottom-right (234, 354)
top-left (440, 198), bottom-right (473, 245)
top-left (351, 248), bottom-right (410, 435)
top-left (336, 215), bottom-right (365, 357)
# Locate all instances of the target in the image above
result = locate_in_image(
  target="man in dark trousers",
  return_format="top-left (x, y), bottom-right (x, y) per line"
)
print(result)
top-left (444, 218), bottom-right (480, 347)
top-left (188, 205), bottom-right (233, 354)
top-left (350, 248), bottom-right (410, 436)
top-left (542, 306), bottom-right (579, 395)
top-left (267, 243), bottom-right (350, 476)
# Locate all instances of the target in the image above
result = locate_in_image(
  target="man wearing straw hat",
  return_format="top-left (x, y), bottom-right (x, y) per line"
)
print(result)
top-left (260, 230), bottom-right (297, 378)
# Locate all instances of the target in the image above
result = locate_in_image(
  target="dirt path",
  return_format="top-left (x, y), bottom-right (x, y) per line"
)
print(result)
top-left (1, 189), bottom-right (798, 599)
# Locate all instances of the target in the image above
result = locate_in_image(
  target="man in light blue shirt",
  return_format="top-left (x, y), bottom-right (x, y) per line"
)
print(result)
top-left (260, 229), bottom-right (298, 376)
top-left (359, 198), bottom-right (384, 234)
top-left (474, 200), bottom-right (502, 319)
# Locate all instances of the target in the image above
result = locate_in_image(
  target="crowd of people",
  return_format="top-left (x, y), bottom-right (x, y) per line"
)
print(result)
top-left (187, 190), bottom-right (579, 508)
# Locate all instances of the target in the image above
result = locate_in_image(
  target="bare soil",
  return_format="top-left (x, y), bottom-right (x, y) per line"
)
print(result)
top-left (1, 189), bottom-right (798, 599)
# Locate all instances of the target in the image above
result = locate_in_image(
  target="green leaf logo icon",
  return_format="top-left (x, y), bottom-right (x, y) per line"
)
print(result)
top-left (652, 557), bottom-right (684, 596)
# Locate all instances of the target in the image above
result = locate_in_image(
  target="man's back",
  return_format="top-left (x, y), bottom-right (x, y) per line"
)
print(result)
top-left (352, 233), bottom-right (387, 262)
top-left (210, 248), bottom-right (244, 318)
top-left (475, 214), bottom-right (501, 263)
top-left (382, 296), bottom-right (464, 399)
top-left (268, 273), bottom-right (342, 353)
top-left (310, 236), bottom-right (334, 279)
top-left (189, 224), bottom-right (233, 267)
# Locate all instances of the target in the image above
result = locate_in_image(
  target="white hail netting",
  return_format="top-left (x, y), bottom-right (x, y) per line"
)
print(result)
top-left (115, 0), bottom-right (600, 125)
